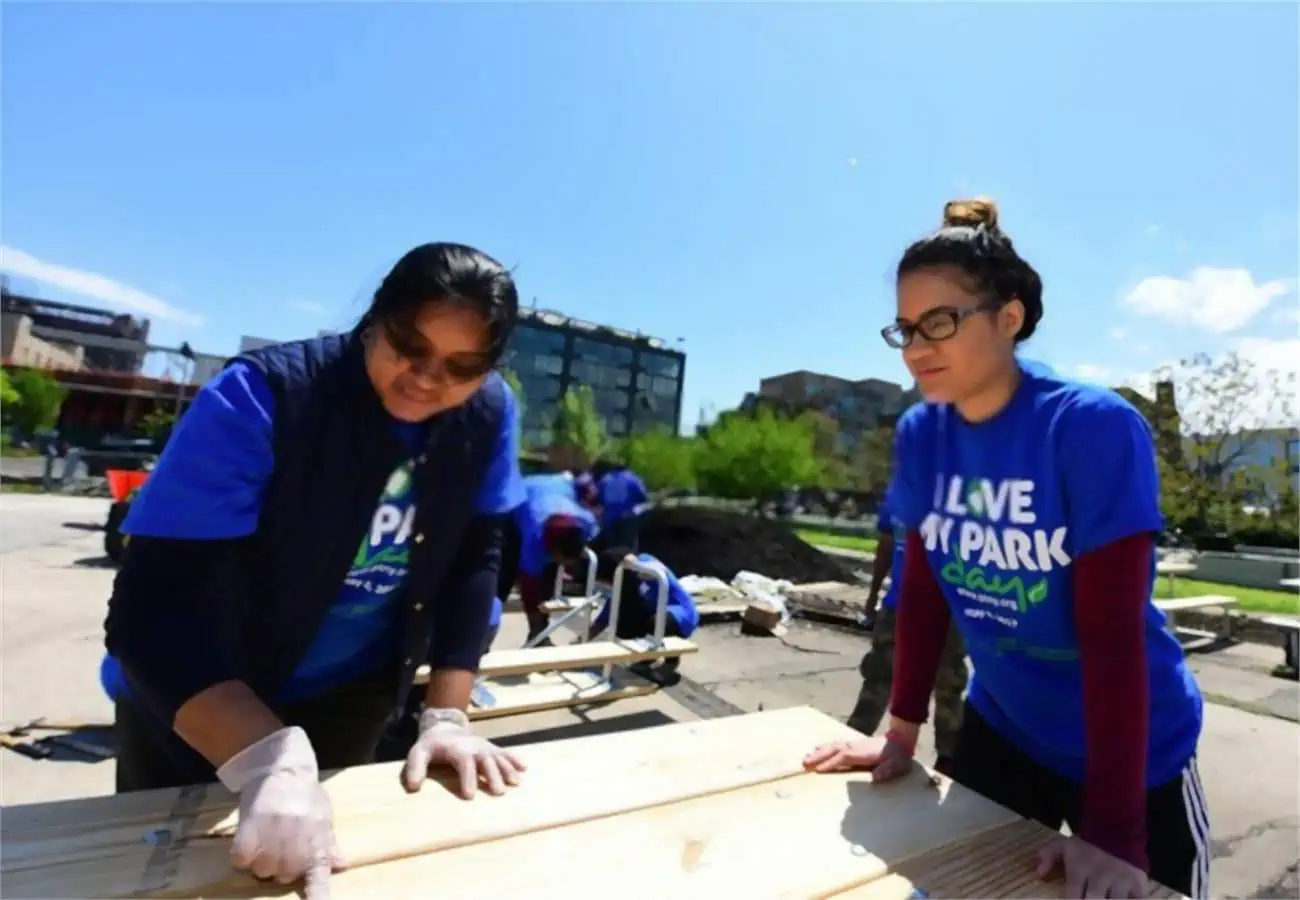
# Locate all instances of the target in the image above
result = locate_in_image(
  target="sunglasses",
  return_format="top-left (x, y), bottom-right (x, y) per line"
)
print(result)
top-left (377, 320), bottom-right (495, 383)
top-left (880, 300), bottom-right (1002, 349)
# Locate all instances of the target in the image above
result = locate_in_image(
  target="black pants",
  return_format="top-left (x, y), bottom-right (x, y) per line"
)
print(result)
top-left (115, 669), bottom-right (395, 793)
top-left (951, 703), bottom-right (1210, 899)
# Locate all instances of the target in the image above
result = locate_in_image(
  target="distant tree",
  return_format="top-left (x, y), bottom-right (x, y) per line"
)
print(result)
top-left (621, 427), bottom-right (696, 493)
top-left (693, 408), bottom-right (823, 503)
top-left (5, 369), bottom-right (67, 435)
top-left (803, 410), bottom-right (851, 487)
top-left (1145, 352), bottom-right (1297, 536)
top-left (0, 370), bottom-right (19, 418)
top-left (551, 385), bottom-right (609, 468)
top-left (138, 409), bottom-right (179, 443)
top-left (848, 422), bottom-right (896, 495)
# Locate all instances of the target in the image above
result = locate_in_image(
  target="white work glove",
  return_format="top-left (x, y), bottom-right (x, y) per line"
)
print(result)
top-left (401, 707), bottom-right (526, 798)
top-left (217, 727), bottom-right (344, 900)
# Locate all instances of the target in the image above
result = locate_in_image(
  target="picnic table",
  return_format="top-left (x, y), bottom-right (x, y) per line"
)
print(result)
top-left (0, 707), bottom-right (1187, 899)
top-left (1156, 559), bottom-right (1198, 598)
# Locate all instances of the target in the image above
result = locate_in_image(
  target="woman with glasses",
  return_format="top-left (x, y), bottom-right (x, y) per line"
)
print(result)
top-left (106, 243), bottom-right (527, 899)
top-left (803, 199), bottom-right (1208, 899)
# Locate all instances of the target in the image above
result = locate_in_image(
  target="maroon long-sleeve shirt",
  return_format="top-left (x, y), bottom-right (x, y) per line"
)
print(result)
top-left (889, 530), bottom-right (1153, 871)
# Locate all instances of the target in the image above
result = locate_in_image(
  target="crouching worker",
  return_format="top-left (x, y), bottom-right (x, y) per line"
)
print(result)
top-left (588, 547), bottom-right (698, 681)
top-left (515, 474), bottom-right (600, 644)
top-left (105, 244), bottom-right (530, 899)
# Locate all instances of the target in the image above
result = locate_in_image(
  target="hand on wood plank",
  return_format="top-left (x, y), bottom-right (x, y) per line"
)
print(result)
top-left (803, 733), bottom-right (914, 782)
top-left (215, 726), bottom-right (346, 900)
top-left (402, 707), bottom-right (527, 799)
top-left (1037, 834), bottom-right (1151, 899)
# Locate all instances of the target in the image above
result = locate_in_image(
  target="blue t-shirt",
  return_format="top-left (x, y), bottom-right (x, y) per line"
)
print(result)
top-left (885, 364), bottom-right (1202, 786)
top-left (598, 470), bottom-right (649, 527)
top-left (515, 474), bottom-right (599, 578)
top-left (876, 502), bottom-right (907, 612)
top-left (122, 362), bottom-right (525, 702)
top-left (592, 552), bottom-right (699, 638)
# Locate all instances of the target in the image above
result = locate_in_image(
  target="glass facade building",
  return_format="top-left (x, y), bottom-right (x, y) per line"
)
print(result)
top-left (503, 308), bottom-right (685, 445)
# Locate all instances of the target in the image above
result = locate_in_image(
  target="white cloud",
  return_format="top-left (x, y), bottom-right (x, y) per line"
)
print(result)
top-left (0, 246), bottom-right (203, 327)
top-left (847, 157), bottom-right (858, 167)
top-left (1122, 266), bottom-right (1292, 334)
top-left (1108, 326), bottom-right (1129, 341)
top-left (1072, 363), bottom-right (1112, 382)
top-left (289, 298), bottom-right (328, 316)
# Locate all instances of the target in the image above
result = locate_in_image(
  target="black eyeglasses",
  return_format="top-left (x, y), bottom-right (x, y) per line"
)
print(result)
top-left (377, 320), bottom-right (495, 383)
top-left (880, 300), bottom-right (1002, 349)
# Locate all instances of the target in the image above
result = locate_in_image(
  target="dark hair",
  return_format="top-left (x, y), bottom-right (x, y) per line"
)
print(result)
top-left (896, 198), bottom-right (1043, 343)
top-left (361, 242), bottom-right (519, 361)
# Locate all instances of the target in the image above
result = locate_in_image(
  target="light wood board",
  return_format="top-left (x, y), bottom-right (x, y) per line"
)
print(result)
top-left (163, 766), bottom-right (1021, 898)
top-left (414, 637), bottom-right (699, 684)
top-left (467, 669), bottom-right (661, 720)
top-left (1, 706), bottom-right (861, 898)
top-left (828, 818), bottom-right (1187, 899)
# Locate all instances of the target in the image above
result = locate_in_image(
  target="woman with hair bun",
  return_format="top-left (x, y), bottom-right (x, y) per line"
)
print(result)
top-left (804, 199), bottom-right (1209, 899)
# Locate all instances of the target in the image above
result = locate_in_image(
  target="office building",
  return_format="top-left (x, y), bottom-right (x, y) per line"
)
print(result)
top-left (1, 287), bottom-right (150, 373)
top-left (504, 307), bottom-right (686, 444)
top-left (746, 369), bottom-right (919, 450)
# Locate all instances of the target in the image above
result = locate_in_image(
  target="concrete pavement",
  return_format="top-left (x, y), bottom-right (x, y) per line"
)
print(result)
top-left (1, 494), bottom-right (1297, 898)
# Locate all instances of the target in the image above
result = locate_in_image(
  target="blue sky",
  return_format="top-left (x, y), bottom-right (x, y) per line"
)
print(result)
top-left (3, 2), bottom-right (1297, 429)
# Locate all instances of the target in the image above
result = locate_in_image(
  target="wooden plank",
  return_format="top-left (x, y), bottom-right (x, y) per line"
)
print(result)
top-left (167, 766), bottom-right (1020, 899)
top-left (413, 637), bottom-right (699, 684)
top-left (467, 670), bottom-right (660, 720)
top-left (828, 818), bottom-right (1187, 899)
top-left (1, 706), bottom-right (859, 899)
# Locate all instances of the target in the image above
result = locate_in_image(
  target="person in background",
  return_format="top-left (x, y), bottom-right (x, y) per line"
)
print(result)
top-left (594, 460), bottom-right (649, 549)
top-left (514, 473), bottom-right (600, 643)
top-left (587, 546), bottom-right (698, 680)
top-left (105, 243), bottom-right (528, 899)
top-left (846, 496), bottom-right (966, 776)
top-left (803, 198), bottom-right (1208, 900)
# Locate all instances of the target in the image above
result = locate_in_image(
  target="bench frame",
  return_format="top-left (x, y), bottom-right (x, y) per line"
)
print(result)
top-left (1155, 595), bottom-right (1237, 650)
top-left (1263, 616), bottom-right (1300, 681)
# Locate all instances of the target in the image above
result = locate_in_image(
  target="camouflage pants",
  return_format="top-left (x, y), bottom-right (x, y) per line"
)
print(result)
top-left (846, 606), bottom-right (967, 758)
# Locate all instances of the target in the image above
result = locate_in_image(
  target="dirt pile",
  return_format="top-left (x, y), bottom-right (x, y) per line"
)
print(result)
top-left (638, 507), bottom-right (856, 585)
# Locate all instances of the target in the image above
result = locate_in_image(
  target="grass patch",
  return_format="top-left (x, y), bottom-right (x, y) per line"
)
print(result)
top-left (796, 528), bottom-right (877, 554)
top-left (798, 529), bottom-right (1299, 617)
top-left (1154, 576), bottom-right (1299, 616)
top-left (0, 482), bottom-right (45, 494)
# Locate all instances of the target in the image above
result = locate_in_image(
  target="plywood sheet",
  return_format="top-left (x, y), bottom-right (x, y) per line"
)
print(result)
top-left (176, 767), bottom-right (1020, 899)
top-left (1, 706), bottom-right (858, 899)
top-left (828, 818), bottom-right (1187, 900)
top-left (414, 637), bottom-right (698, 684)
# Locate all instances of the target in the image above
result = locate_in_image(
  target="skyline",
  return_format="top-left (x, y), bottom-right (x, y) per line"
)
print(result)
top-left (2, 3), bottom-right (1296, 428)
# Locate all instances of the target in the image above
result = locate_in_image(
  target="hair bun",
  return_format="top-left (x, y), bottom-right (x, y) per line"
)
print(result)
top-left (943, 196), bottom-right (999, 230)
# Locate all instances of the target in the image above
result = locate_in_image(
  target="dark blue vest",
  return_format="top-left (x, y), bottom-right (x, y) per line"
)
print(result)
top-left (107, 331), bottom-right (506, 779)
top-left (236, 331), bottom-right (504, 703)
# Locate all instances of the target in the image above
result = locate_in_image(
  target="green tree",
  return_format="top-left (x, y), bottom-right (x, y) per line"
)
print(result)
top-left (0, 370), bottom-right (20, 419)
top-left (1145, 352), bottom-right (1297, 537)
top-left (694, 408), bottom-right (823, 502)
top-left (621, 427), bottom-right (696, 492)
top-left (139, 409), bottom-right (179, 442)
top-left (5, 368), bottom-right (68, 435)
top-left (551, 385), bottom-right (608, 467)
top-left (848, 422), bottom-right (896, 494)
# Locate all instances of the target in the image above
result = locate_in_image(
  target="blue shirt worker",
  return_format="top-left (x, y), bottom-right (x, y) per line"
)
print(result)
top-left (588, 547), bottom-right (698, 679)
top-left (513, 473), bottom-right (600, 642)
top-left (595, 462), bottom-right (649, 548)
top-left (105, 243), bottom-right (530, 900)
